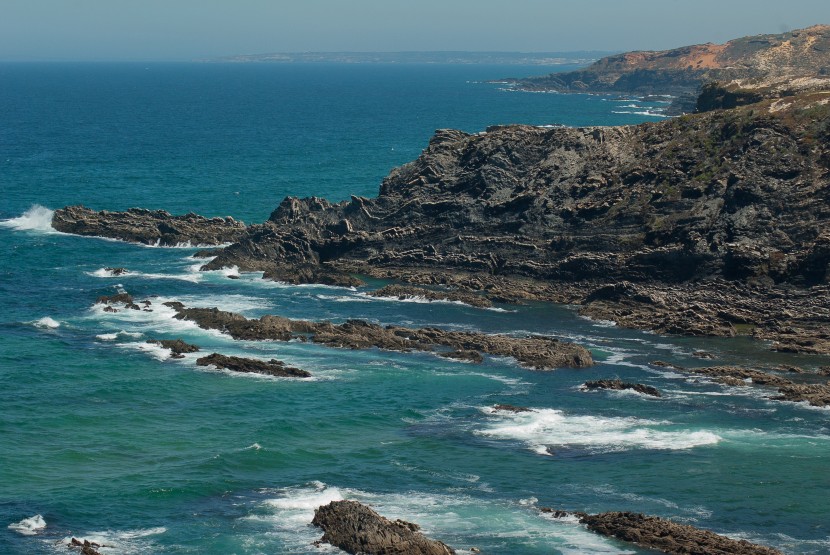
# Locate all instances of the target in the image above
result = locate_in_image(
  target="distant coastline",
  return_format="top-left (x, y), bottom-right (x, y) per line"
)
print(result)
top-left (201, 50), bottom-right (612, 65)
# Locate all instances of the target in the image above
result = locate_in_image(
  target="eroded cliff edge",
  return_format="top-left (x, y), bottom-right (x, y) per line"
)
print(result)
top-left (54, 86), bottom-right (830, 354)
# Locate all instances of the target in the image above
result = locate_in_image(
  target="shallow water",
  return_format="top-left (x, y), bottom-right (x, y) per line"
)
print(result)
top-left (2, 63), bottom-right (829, 554)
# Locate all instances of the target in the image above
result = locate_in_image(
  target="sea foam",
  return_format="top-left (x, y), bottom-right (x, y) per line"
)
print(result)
top-left (7, 514), bottom-right (46, 535)
top-left (0, 205), bottom-right (56, 232)
top-left (477, 406), bottom-right (721, 455)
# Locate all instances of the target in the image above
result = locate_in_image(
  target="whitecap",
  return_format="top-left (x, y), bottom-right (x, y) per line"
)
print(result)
top-left (8, 514), bottom-right (46, 535)
top-left (0, 205), bottom-right (56, 233)
top-left (31, 316), bottom-right (60, 329)
top-left (476, 406), bottom-right (721, 455)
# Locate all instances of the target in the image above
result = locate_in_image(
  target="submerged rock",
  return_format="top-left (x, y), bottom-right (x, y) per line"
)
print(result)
top-left (492, 404), bottom-right (532, 413)
top-left (312, 500), bottom-right (455, 555)
top-left (580, 511), bottom-right (783, 555)
top-left (195, 353), bottom-right (311, 378)
top-left (582, 379), bottom-right (661, 397)
top-left (687, 365), bottom-right (830, 407)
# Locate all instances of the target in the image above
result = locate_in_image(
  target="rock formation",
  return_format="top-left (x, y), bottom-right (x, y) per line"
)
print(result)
top-left (196, 353), bottom-right (311, 378)
top-left (513, 25), bottom-right (830, 113)
top-left (53, 27), bottom-right (830, 357)
top-left (52, 205), bottom-right (246, 246)
top-left (147, 338), bottom-right (200, 358)
top-left (579, 511), bottom-right (783, 555)
top-left (162, 302), bottom-right (592, 370)
top-left (312, 500), bottom-right (455, 555)
top-left (582, 379), bottom-right (661, 397)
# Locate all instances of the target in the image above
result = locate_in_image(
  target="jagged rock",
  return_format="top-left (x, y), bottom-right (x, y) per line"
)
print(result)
top-left (56, 28), bottom-right (830, 355)
top-left (147, 338), bottom-right (200, 359)
top-left (438, 350), bottom-right (484, 363)
top-left (492, 404), bottom-right (532, 412)
top-left (312, 500), bottom-right (455, 555)
top-left (579, 512), bottom-right (783, 555)
top-left (369, 284), bottom-right (493, 308)
top-left (104, 267), bottom-right (128, 276)
top-left (582, 379), bottom-right (661, 397)
top-left (195, 353), bottom-right (311, 378)
top-left (685, 365), bottom-right (830, 407)
top-left (52, 205), bottom-right (246, 246)
top-left (168, 303), bottom-right (593, 370)
top-left (96, 292), bottom-right (134, 305)
top-left (69, 538), bottom-right (105, 555)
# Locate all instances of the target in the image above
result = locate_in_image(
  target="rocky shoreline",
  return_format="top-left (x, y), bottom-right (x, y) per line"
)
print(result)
top-left (162, 301), bottom-right (593, 370)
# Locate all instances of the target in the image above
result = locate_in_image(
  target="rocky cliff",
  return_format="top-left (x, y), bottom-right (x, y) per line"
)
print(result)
top-left (513, 24), bottom-right (830, 113)
top-left (52, 26), bottom-right (830, 354)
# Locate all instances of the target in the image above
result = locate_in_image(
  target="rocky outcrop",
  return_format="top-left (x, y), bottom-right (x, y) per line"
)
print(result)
top-left (655, 363), bottom-right (830, 407)
top-left (147, 338), bottom-right (200, 358)
top-left (582, 379), bottom-right (661, 397)
top-left (52, 205), bottom-right (246, 246)
top-left (164, 303), bottom-right (593, 370)
top-left (513, 25), bottom-right (830, 110)
top-left (579, 512), bottom-right (783, 555)
top-left (312, 500), bottom-right (455, 555)
top-left (55, 29), bottom-right (830, 355)
top-left (492, 403), bottom-right (532, 412)
top-left (69, 538), bottom-right (105, 555)
top-left (368, 284), bottom-right (493, 308)
top-left (196, 353), bottom-right (311, 378)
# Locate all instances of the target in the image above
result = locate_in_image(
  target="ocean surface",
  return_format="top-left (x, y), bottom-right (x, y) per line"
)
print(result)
top-left (1, 62), bottom-right (829, 554)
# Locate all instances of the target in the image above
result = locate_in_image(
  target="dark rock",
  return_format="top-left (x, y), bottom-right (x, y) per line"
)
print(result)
top-left (96, 292), bottom-right (134, 305)
top-left (579, 511), bottom-right (783, 555)
top-left (102, 306), bottom-right (117, 313)
top-left (168, 303), bottom-right (593, 370)
top-left (492, 404), bottom-right (532, 413)
top-left (312, 500), bottom-right (455, 555)
top-left (686, 365), bottom-right (830, 407)
top-left (104, 267), bottom-right (128, 276)
top-left (369, 284), bottom-right (493, 308)
top-left (692, 350), bottom-right (715, 359)
top-left (147, 338), bottom-right (200, 356)
top-left (196, 353), bottom-right (311, 378)
top-left (582, 379), bottom-right (661, 397)
top-left (52, 205), bottom-right (246, 247)
top-left (69, 538), bottom-right (106, 555)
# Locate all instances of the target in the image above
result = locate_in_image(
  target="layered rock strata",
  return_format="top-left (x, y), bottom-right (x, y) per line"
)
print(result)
top-left (162, 302), bottom-right (593, 370)
top-left (52, 205), bottom-right (246, 246)
top-left (55, 49), bottom-right (830, 355)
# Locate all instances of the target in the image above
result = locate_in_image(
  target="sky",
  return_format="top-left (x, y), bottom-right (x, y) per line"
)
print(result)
top-left (1, 0), bottom-right (829, 61)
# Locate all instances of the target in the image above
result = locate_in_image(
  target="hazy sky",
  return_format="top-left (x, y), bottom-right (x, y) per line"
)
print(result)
top-left (2, 0), bottom-right (829, 61)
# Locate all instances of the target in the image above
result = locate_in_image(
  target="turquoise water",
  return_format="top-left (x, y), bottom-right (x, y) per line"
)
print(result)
top-left (1, 63), bottom-right (829, 554)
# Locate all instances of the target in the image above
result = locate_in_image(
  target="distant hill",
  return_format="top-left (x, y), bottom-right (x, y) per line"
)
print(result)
top-left (203, 51), bottom-right (611, 66)
top-left (514, 25), bottom-right (830, 112)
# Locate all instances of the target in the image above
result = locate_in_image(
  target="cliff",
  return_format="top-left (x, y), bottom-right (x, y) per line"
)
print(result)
top-left (513, 24), bottom-right (830, 112)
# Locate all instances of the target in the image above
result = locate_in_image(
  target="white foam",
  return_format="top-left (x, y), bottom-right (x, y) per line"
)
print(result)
top-left (612, 110), bottom-right (670, 118)
top-left (60, 526), bottom-right (166, 553)
top-left (95, 330), bottom-right (144, 341)
top-left (0, 205), bottom-right (56, 233)
top-left (477, 406), bottom-right (721, 454)
top-left (31, 316), bottom-right (60, 329)
top-left (119, 341), bottom-right (172, 361)
top-left (87, 267), bottom-right (202, 283)
top-left (8, 514), bottom-right (46, 535)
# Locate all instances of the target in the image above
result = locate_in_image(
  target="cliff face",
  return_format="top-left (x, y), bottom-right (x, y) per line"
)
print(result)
top-left (515, 24), bottom-right (830, 109)
top-left (206, 92), bottom-right (830, 288)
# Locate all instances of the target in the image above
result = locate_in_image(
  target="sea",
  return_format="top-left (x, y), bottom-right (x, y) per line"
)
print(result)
top-left (1, 62), bottom-right (829, 554)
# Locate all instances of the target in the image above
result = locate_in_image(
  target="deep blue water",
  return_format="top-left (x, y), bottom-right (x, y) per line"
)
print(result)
top-left (1, 63), bottom-right (829, 554)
